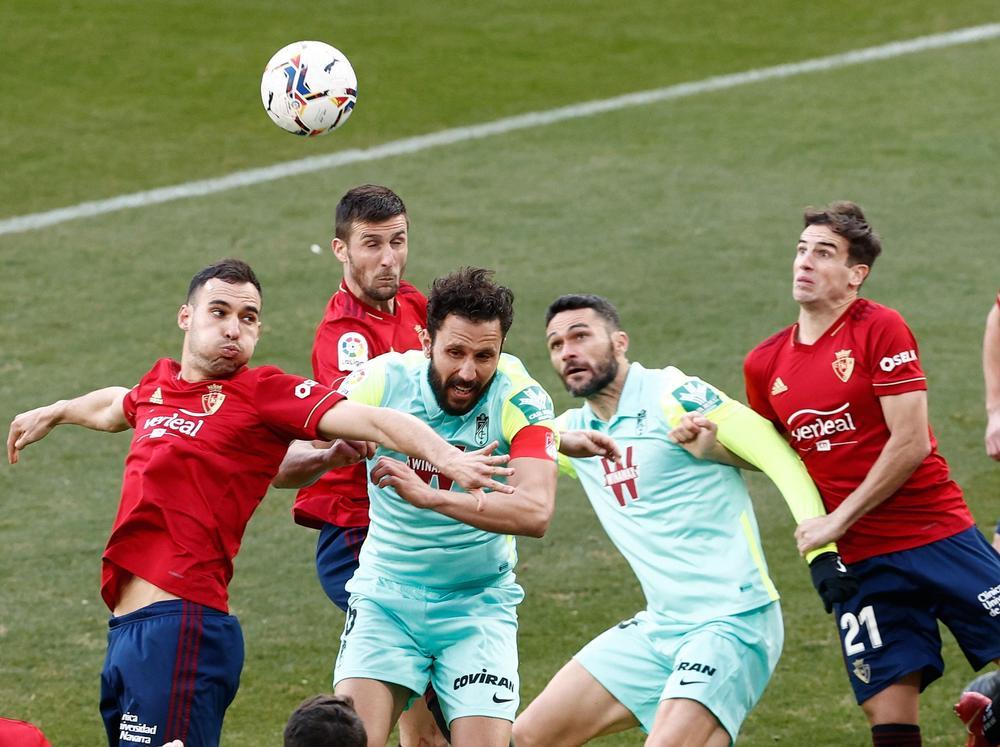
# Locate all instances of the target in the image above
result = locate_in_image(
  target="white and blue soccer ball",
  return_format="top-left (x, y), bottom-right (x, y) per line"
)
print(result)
top-left (260, 41), bottom-right (357, 137)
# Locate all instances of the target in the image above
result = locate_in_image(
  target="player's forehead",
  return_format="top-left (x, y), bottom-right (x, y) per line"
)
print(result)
top-left (192, 279), bottom-right (261, 311)
top-left (798, 224), bottom-right (849, 253)
top-left (546, 308), bottom-right (602, 338)
top-left (435, 314), bottom-right (503, 351)
top-left (347, 214), bottom-right (408, 242)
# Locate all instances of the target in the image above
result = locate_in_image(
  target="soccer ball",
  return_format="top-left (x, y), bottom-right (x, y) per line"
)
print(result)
top-left (260, 41), bottom-right (357, 137)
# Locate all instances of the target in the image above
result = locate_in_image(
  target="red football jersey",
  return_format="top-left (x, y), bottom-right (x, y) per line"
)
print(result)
top-left (106, 359), bottom-right (345, 612)
top-left (293, 280), bottom-right (427, 529)
top-left (744, 299), bottom-right (972, 563)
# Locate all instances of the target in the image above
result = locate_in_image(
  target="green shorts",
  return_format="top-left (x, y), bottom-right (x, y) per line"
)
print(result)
top-left (574, 602), bottom-right (783, 743)
top-left (333, 572), bottom-right (524, 723)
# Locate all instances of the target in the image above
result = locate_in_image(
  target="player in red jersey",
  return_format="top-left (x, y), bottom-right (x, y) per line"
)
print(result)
top-left (274, 185), bottom-right (448, 745)
top-left (744, 202), bottom-right (1000, 747)
top-left (6, 259), bottom-right (512, 747)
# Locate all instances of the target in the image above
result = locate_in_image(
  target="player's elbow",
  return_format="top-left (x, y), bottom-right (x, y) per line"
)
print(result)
top-left (520, 499), bottom-right (554, 538)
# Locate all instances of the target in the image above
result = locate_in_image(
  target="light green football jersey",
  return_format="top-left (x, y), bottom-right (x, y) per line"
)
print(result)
top-left (559, 363), bottom-right (779, 624)
top-left (341, 349), bottom-right (558, 588)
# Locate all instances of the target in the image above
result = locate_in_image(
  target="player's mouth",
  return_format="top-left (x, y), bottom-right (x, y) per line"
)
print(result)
top-left (563, 364), bottom-right (591, 379)
top-left (219, 344), bottom-right (242, 358)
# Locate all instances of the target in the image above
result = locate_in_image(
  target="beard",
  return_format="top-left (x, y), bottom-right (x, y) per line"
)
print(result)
top-left (563, 344), bottom-right (618, 398)
top-left (427, 363), bottom-right (493, 416)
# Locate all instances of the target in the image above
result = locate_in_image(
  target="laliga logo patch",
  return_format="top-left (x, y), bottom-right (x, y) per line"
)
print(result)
top-left (852, 658), bottom-right (871, 684)
top-left (832, 349), bottom-right (854, 383)
top-left (337, 332), bottom-right (369, 371)
top-left (337, 367), bottom-right (367, 395)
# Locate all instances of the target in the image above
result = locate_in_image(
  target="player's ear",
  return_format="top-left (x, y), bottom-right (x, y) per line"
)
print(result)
top-left (177, 304), bottom-right (191, 331)
top-left (332, 237), bottom-right (349, 263)
top-left (418, 327), bottom-right (432, 357)
top-left (613, 329), bottom-right (629, 356)
top-left (849, 263), bottom-right (870, 289)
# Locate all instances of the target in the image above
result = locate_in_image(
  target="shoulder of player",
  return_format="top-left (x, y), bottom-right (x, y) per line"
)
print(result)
top-left (849, 297), bottom-right (908, 327)
top-left (396, 280), bottom-right (427, 303)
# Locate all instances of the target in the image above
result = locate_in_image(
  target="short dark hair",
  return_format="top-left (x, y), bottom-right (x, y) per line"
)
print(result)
top-left (186, 258), bottom-right (261, 302)
top-left (426, 267), bottom-right (514, 339)
top-left (335, 184), bottom-right (407, 242)
top-left (803, 201), bottom-right (882, 268)
top-left (544, 294), bottom-right (621, 329)
top-left (284, 694), bottom-right (366, 747)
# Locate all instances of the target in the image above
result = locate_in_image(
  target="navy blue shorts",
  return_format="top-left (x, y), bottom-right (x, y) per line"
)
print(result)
top-left (100, 600), bottom-right (243, 747)
top-left (316, 524), bottom-right (368, 612)
top-left (834, 526), bottom-right (1000, 704)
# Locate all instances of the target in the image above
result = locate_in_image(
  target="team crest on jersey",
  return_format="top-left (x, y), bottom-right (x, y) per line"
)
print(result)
top-left (201, 384), bottom-right (226, 415)
top-left (475, 413), bottom-right (489, 446)
top-left (832, 349), bottom-right (855, 383)
top-left (672, 381), bottom-right (723, 414)
top-left (852, 658), bottom-right (871, 684)
top-left (179, 383), bottom-right (225, 417)
top-left (338, 332), bottom-right (369, 371)
top-left (513, 386), bottom-right (555, 424)
top-left (602, 446), bottom-right (639, 506)
top-left (636, 409), bottom-right (647, 435)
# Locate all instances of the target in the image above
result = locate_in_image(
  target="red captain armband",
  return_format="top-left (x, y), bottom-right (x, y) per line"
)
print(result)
top-left (509, 425), bottom-right (557, 461)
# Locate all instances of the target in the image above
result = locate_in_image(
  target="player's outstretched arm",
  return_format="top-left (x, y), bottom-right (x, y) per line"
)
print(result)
top-left (796, 389), bottom-right (930, 554)
top-left (272, 438), bottom-right (375, 488)
top-left (316, 400), bottom-right (514, 494)
top-left (371, 455), bottom-right (556, 537)
top-left (984, 301), bottom-right (1000, 460)
top-left (7, 386), bottom-right (130, 464)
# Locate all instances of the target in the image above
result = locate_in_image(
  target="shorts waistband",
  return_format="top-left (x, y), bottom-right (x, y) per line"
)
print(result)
top-left (108, 599), bottom-right (229, 628)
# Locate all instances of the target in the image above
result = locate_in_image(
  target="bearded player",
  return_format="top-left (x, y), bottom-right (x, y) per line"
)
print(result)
top-left (331, 268), bottom-right (574, 747)
top-left (513, 294), bottom-right (853, 747)
top-left (743, 202), bottom-right (1000, 747)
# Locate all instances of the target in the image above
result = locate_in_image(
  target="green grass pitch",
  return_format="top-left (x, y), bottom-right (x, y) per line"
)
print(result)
top-left (2, 2), bottom-right (999, 744)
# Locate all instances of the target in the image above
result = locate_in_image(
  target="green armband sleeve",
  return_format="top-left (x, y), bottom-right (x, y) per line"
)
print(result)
top-left (708, 400), bottom-right (837, 563)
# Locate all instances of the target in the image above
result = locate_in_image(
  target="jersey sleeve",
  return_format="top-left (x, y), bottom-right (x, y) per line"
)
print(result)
top-left (509, 425), bottom-right (558, 462)
top-left (312, 319), bottom-right (376, 389)
top-left (122, 385), bottom-right (140, 427)
top-left (338, 356), bottom-right (389, 407)
top-left (253, 367), bottom-right (346, 440)
top-left (661, 369), bottom-right (836, 563)
top-left (501, 383), bottom-right (559, 449)
top-left (867, 309), bottom-right (927, 396)
top-left (743, 349), bottom-right (781, 427)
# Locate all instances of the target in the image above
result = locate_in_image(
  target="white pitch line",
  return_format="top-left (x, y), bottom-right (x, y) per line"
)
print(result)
top-left (3, 22), bottom-right (999, 237)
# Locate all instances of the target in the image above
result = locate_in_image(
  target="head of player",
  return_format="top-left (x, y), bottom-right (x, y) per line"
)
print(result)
top-left (178, 258), bottom-right (262, 381)
top-left (793, 201), bottom-right (882, 312)
top-left (422, 267), bottom-right (514, 416)
top-left (284, 694), bottom-right (367, 747)
top-left (544, 294), bottom-right (629, 399)
top-left (332, 184), bottom-right (409, 313)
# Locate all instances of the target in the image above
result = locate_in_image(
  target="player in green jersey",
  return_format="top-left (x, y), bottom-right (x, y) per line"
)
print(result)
top-left (331, 269), bottom-right (587, 747)
top-left (512, 294), bottom-right (856, 747)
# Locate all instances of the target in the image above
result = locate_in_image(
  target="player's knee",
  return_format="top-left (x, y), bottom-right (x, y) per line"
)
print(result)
top-left (510, 716), bottom-right (547, 747)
